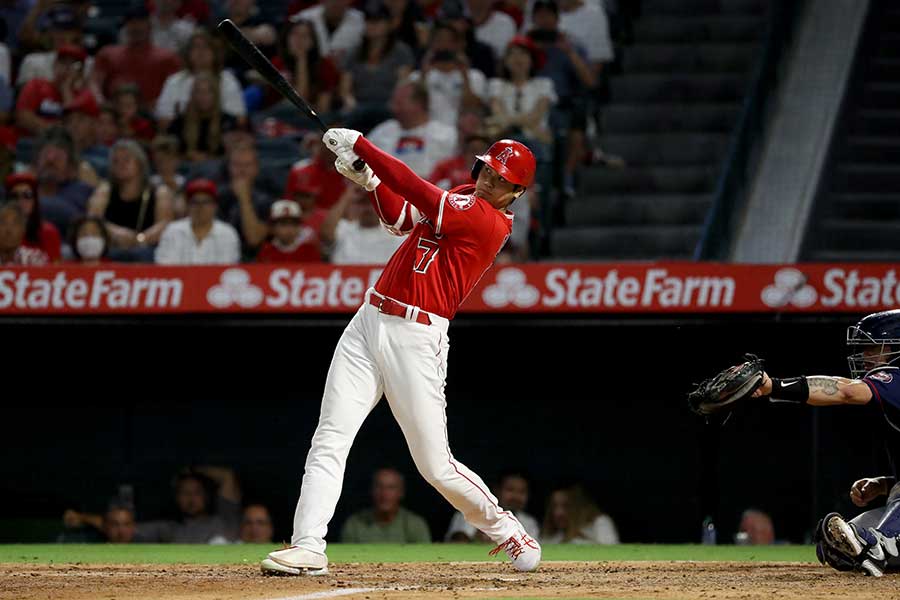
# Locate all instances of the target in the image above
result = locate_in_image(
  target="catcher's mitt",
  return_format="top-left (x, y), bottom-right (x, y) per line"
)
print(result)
top-left (688, 354), bottom-right (765, 417)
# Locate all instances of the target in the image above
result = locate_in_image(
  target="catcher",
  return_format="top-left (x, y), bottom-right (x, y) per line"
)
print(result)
top-left (689, 309), bottom-right (900, 577)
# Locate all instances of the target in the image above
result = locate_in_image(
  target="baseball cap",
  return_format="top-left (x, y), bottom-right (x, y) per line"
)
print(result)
top-left (185, 178), bottom-right (218, 202)
top-left (42, 6), bottom-right (81, 31)
top-left (57, 44), bottom-right (88, 62)
top-left (123, 4), bottom-right (151, 22)
top-left (5, 171), bottom-right (38, 193)
top-left (270, 199), bottom-right (302, 220)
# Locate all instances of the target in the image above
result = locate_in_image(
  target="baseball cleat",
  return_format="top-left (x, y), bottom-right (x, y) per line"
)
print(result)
top-left (824, 514), bottom-right (886, 577)
top-left (262, 546), bottom-right (329, 576)
top-left (489, 531), bottom-right (541, 572)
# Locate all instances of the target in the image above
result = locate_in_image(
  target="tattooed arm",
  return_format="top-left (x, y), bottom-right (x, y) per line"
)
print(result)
top-left (754, 373), bottom-right (873, 405)
top-left (806, 376), bottom-right (872, 406)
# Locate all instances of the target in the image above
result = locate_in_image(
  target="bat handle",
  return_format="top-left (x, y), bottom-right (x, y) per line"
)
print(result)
top-left (352, 158), bottom-right (367, 172)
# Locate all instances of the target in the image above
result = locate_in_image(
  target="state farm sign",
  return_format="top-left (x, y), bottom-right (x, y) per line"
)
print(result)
top-left (0, 263), bottom-right (898, 315)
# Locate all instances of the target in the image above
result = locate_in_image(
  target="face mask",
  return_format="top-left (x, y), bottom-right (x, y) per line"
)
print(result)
top-left (76, 235), bottom-right (105, 260)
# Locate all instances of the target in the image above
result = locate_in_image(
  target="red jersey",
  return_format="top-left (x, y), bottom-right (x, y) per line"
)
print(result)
top-left (23, 220), bottom-right (62, 262)
top-left (257, 227), bottom-right (322, 263)
top-left (354, 137), bottom-right (513, 320)
top-left (94, 43), bottom-right (181, 104)
top-left (16, 80), bottom-right (96, 133)
top-left (284, 158), bottom-right (348, 209)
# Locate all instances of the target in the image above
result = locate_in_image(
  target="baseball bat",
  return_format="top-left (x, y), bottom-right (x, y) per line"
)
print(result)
top-left (216, 19), bottom-right (366, 171)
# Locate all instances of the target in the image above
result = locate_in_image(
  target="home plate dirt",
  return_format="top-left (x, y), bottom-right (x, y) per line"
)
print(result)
top-left (0, 561), bottom-right (892, 600)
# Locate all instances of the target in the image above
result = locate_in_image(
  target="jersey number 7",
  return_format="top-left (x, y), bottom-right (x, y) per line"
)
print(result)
top-left (414, 237), bottom-right (439, 274)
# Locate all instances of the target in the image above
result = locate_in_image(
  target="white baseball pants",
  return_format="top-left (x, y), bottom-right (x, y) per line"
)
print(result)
top-left (290, 289), bottom-right (521, 553)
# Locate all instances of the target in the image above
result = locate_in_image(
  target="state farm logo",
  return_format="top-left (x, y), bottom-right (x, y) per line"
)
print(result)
top-left (761, 268), bottom-right (817, 308)
top-left (483, 268), bottom-right (539, 308)
top-left (207, 269), bottom-right (263, 308)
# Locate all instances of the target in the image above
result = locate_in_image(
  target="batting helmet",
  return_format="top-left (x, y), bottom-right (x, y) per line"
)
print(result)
top-left (471, 139), bottom-right (536, 188)
top-left (846, 309), bottom-right (900, 377)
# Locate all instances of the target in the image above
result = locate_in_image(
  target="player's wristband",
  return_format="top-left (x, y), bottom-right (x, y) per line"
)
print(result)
top-left (769, 377), bottom-right (809, 403)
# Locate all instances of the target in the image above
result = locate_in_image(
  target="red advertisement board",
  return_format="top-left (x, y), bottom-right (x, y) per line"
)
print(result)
top-left (1, 263), bottom-right (898, 315)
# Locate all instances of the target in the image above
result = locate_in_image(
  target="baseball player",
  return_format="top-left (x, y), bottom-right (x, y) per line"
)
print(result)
top-left (261, 129), bottom-right (541, 575)
top-left (749, 310), bottom-right (900, 576)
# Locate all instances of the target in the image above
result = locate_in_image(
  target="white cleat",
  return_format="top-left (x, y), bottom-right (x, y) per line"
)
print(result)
top-left (262, 546), bottom-right (329, 576)
top-left (489, 531), bottom-right (542, 572)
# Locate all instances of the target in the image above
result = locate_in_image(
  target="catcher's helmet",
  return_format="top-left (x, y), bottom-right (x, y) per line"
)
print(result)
top-left (471, 139), bottom-right (536, 188)
top-left (847, 309), bottom-right (900, 377)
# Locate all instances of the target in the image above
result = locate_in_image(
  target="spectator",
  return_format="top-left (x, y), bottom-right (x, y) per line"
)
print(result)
top-left (272, 19), bottom-right (339, 117)
top-left (215, 141), bottom-right (277, 253)
top-left (321, 185), bottom-right (404, 265)
top-left (112, 83), bottom-right (157, 142)
top-left (439, 3), bottom-right (496, 79)
top-left (63, 467), bottom-right (242, 543)
top-left (341, 468), bottom-right (431, 543)
top-left (149, 135), bottom-right (186, 213)
top-left (557, 0), bottom-right (613, 76)
top-left (15, 44), bottom-right (97, 137)
top-left (16, 5), bottom-right (93, 88)
top-left (340, 3), bottom-right (414, 134)
top-left (528, 0), bottom-right (598, 196)
top-left (284, 134), bottom-right (348, 210)
top-left (92, 5), bottom-right (182, 106)
top-left (222, 0), bottom-right (277, 85)
top-left (156, 28), bottom-right (247, 130)
top-left (4, 171), bottom-right (61, 261)
top-left (256, 199), bottom-right (321, 263)
top-left (467, 0), bottom-right (516, 62)
top-left (297, 0), bottom-right (365, 60)
top-left (428, 118), bottom-right (489, 189)
top-left (383, 0), bottom-right (428, 56)
top-left (33, 127), bottom-right (95, 238)
top-left (62, 94), bottom-right (104, 184)
top-left (0, 202), bottom-right (49, 265)
top-left (542, 485), bottom-right (619, 544)
top-left (60, 502), bottom-right (137, 543)
top-left (446, 472), bottom-right (541, 542)
top-left (737, 509), bottom-right (775, 545)
top-left (97, 105), bottom-right (121, 147)
top-left (87, 139), bottom-right (174, 261)
top-left (409, 21), bottom-right (487, 127)
top-left (487, 36), bottom-right (556, 149)
top-left (239, 504), bottom-right (274, 543)
top-left (289, 178), bottom-right (328, 235)
top-left (155, 178), bottom-right (240, 264)
top-left (149, 0), bottom-right (195, 53)
top-left (167, 73), bottom-right (239, 161)
top-left (68, 215), bottom-right (111, 265)
top-left (367, 81), bottom-right (457, 178)
top-left (0, 0), bottom-right (36, 53)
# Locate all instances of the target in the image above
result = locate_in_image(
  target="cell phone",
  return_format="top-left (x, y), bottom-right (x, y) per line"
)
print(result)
top-left (528, 29), bottom-right (558, 44)
top-left (433, 49), bottom-right (457, 63)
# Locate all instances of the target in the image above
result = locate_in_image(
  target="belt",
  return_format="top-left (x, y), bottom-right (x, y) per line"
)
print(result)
top-left (368, 293), bottom-right (432, 326)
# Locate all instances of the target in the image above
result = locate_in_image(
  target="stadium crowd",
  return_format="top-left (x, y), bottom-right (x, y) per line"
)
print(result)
top-left (0, 0), bottom-right (629, 267)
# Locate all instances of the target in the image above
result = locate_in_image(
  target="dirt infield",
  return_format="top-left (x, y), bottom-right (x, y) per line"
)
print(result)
top-left (0, 561), bottom-right (891, 600)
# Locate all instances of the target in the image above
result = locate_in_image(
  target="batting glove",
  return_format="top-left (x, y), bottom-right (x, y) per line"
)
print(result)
top-left (335, 156), bottom-right (380, 192)
top-left (323, 128), bottom-right (362, 158)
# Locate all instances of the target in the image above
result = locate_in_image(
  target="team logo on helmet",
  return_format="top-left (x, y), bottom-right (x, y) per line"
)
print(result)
top-left (495, 146), bottom-right (514, 166)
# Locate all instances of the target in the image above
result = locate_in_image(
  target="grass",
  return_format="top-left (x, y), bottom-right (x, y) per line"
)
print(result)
top-left (0, 544), bottom-right (816, 565)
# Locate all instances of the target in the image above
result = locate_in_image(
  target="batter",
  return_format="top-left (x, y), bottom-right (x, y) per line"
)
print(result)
top-left (261, 128), bottom-right (541, 575)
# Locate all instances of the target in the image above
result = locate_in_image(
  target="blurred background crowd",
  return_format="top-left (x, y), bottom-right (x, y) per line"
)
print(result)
top-left (0, 0), bottom-right (635, 267)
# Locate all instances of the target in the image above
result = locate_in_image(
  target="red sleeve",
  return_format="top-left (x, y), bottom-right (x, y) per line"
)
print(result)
top-left (16, 79), bottom-right (46, 111)
top-left (40, 221), bottom-right (62, 262)
top-left (437, 193), bottom-right (503, 239)
top-left (354, 136), bottom-right (446, 223)
top-left (370, 184), bottom-right (419, 234)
